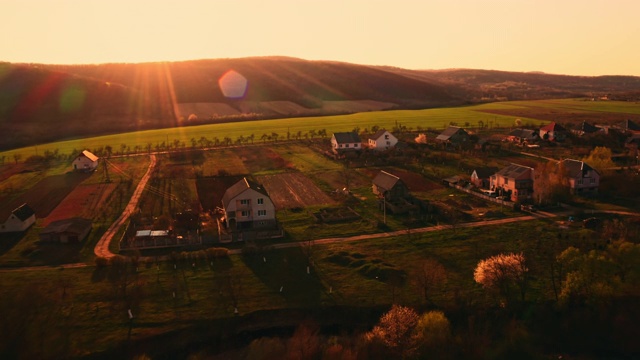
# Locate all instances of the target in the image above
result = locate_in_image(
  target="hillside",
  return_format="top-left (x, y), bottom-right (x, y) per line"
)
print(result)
top-left (1, 57), bottom-right (640, 150)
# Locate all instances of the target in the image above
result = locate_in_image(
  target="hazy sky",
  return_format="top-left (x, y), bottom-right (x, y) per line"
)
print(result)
top-left (2, 0), bottom-right (639, 76)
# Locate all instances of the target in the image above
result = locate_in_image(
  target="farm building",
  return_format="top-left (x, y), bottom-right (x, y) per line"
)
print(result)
top-left (506, 128), bottom-right (539, 144)
top-left (73, 150), bottom-right (99, 172)
top-left (539, 122), bottom-right (567, 141)
top-left (368, 129), bottom-right (398, 151)
top-left (435, 126), bottom-right (469, 146)
top-left (572, 121), bottom-right (601, 137)
top-left (221, 178), bottom-right (277, 230)
top-left (372, 171), bottom-right (409, 201)
top-left (372, 171), bottom-right (422, 214)
top-left (562, 159), bottom-right (600, 195)
top-left (490, 164), bottom-right (534, 202)
top-left (39, 218), bottom-right (92, 243)
top-left (331, 132), bottom-right (362, 154)
top-left (0, 203), bottom-right (36, 233)
top-left (470, 167), bottom-right (498, 189)
top-left (614, 119), bottom-right (640, 134)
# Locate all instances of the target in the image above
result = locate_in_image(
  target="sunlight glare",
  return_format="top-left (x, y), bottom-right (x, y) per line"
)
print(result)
top-left (218, 70), bottom-right (248, 99)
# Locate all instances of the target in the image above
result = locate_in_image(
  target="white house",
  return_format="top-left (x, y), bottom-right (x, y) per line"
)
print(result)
top-left (562, 159), bottom-right (600, 195)
top-left (368, 129), bottom-right (398, 151)
top-left (72, 150), bottom-right (99, 172)
top-left (0, 203), bottom-right (36, 233)
top-left (331, 132), bottom-right (362, 154)
top-left (221, 178), bottom-right (276, 230)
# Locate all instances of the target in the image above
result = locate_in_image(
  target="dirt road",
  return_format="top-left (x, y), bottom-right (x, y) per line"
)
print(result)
top-left (94, 154), bottom-right (157, 259)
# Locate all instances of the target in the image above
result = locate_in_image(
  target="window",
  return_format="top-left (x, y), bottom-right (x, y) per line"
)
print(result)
top-left (258, 210), bottom-right (267, 216)
top-left (354, 143), bottom-right (359, 148)
top-left (345, 144), bottom-right (349, 148)
top-left (257, 198), bottom-right (264, 205)
top-left (577, 179), bottom-right (583, 185)
top-left (241, 210), bottom-right (250, 217)
top-left (590, 178), bottom-right (595, 184)
top-left (240, 199), bottom-right (250, 205)
top-left (339, 144), bottom-right (343, 148)
top-left (385, 134), bottom-right (389, 139)
top-left (386, 141), bottom-right (391, 145)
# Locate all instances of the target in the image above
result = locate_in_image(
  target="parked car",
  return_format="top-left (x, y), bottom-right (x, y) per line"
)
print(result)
top-left (522, 204), bottom-right (537, 212)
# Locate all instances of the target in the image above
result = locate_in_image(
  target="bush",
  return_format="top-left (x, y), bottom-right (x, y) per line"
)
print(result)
top-left (95, 256), bottom-right (109, 268)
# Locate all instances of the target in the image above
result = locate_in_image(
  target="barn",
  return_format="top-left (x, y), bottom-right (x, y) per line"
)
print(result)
top-left (0, 203), bottom-right (36, 233)
top-left (39, 218), bottom-right (92, 243)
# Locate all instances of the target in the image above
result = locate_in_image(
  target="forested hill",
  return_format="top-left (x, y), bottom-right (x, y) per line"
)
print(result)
top-left (1, 57), bottom-right (639, 150)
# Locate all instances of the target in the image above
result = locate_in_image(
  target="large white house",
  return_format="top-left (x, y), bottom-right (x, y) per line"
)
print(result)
top-left (0, 203), bottom-right (36, 233)
top-left (368, 129), bottom-right (398, 151)
top-left (331, 132), bottom-right (362, 154)
top-left (221, 178), bottom-right (276, 230)
top-left (72, 150), bottom-right (99, 172)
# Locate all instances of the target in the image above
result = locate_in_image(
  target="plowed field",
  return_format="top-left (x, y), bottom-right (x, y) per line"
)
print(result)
top-left (257, 172), bottom-right (336, 210)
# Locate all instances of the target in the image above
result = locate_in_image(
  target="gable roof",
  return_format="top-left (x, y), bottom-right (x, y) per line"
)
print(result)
top-left (221, 177), bottom-right (269, 207)
top-left (369, 129), bottom-right (391, 141)
top-left (616, 119), bottom-right (640, 132)
top-left (436, 126), bottom-right (467, 141)
top-left (472, 167), bottom-right (499, 179)
top-left (562, 159), bottom-right (598, 178)
top-left (41, 218), bottom-right (92, 235)
top-left (495, 163), bottom-right (533, 179)
top-left (3, 203), bottom-right (36, 222)
top-left (576, 121), bottom-right (599, 134)
top-left (372, 171), bottom-right (401, 191)
top-left (508, 128), bottom-right (538, 139)
top-left (333, 132), bottom-right (361, 144)
top-left (80, 150), bottom-right (99, 162)
top-left (540, 122), bottom-right (566, 132)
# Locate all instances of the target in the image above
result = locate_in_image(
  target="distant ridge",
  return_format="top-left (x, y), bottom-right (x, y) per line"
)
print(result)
top-left (1, 57), bottom-right (640, 150)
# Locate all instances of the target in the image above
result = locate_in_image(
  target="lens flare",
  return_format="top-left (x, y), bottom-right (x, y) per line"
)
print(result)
top-left (218, 70), bottom-right (248, 99)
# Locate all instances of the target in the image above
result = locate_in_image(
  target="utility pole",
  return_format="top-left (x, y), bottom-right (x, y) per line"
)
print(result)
top-left (103, 158), bottom-right (111, 183)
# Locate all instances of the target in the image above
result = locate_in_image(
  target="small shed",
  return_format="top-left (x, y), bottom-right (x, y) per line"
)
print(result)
top-left (40, 218), bottom-right (92, 243)
top-left (372, 171), bottom-right (409, 201)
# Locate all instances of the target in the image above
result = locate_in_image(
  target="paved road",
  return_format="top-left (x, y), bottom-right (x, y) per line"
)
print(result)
top-left (94, 154), bottom-right (157, 259)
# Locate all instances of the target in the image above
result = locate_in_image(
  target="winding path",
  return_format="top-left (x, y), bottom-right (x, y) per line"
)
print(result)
top-left (94, 154), bottom-right (157, 259)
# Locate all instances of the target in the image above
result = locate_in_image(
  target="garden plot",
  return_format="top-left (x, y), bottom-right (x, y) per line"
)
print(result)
top-left (257, 172), bottom-right (336, 210)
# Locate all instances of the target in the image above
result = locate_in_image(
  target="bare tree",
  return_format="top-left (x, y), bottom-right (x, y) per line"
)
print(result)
top-left (412, 259), bottom-right (447, 305)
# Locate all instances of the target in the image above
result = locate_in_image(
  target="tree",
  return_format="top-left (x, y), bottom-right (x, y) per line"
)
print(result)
top-left (533, 161), bottom-right (569, 205)
top-left (474, 252), bottom-right (528, 303)
top-left (286, 322), bottom-right (321, 360)
top-left (413, 311), bottom-right (452, 358)
top-left (415, 133), bottom-right (428, 144)
top-left (582, 146), bottom-right (616, 173)
top-left (12, 153), bottom-right (21, 164)
top-left (261, 133), bottom-right (269, 143)
top-left (366, 305), bottom-right (419, 358)
top-left (411, 259), bottom-right (447, 305)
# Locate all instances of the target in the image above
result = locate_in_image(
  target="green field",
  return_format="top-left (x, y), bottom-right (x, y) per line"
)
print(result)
top-left (0, 100), bottom-right (549, 160)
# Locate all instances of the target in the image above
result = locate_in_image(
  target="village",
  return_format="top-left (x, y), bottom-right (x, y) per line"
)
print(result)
top-left (2, 117), bottom-right (637, 258)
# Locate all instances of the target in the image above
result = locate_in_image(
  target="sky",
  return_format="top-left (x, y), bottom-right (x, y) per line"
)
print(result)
top-left (2, 0), bottom-right (639, 76)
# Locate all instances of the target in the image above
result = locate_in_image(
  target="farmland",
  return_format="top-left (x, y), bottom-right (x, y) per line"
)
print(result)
top-left (1, 98), bottom-right (640, 358)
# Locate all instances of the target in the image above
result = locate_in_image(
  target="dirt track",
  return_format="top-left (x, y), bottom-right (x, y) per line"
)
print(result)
top-left (94, 154), bottom-right (157, 259)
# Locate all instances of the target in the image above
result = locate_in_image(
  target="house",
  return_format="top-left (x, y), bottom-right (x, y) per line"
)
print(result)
top-left (331, 132), bottom-right (362, 154)
top-left (470, 167), bottom-right (498, 189)
top-left (39, 218), bottom-right (92, 243)
top-left (73, 150), bottom-right (99, 172)
top-left (221, 178), bottom-right (276, 230)
top-left (490, 164), bottom-right (534, 202)
top-left (572, 121), bottom-right (600, 137)
top-left (614, 119), bottom-right (640, 134)
top-left (435, 126), bottom-right (469, 146)
top-left (539, 122), bottom-right (567, 141)
top-left (506, 129), bottom-right (539, 144)
top-left (368, 129), bottom-right (398, 151)
top-left (0, 203), bottom-right (36, 233)
top-left (372, 171), bottom-right (409, 201)
top-left (562, 159), bottom-right (600, 195)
